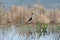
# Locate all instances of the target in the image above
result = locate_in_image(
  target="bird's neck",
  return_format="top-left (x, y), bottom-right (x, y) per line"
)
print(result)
top-left (31, 14), bottom-right (34, 18)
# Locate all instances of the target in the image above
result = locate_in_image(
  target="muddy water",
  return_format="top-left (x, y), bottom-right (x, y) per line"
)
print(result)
top-left (0, 24), bottom-right (60, 40)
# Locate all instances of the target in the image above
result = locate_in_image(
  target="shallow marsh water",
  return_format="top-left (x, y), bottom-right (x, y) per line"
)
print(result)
top-left (0, 24), bottom-right (60, 40)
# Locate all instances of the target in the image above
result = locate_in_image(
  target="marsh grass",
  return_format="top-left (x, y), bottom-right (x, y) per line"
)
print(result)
top-left (0, 4), bottom-right (60, 24)
top-left (36, 23), bottom-right (48, 36)
top-left (36, 23), bottom-right (60, 38)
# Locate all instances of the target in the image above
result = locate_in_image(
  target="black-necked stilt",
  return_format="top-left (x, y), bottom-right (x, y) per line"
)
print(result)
top-left (27, 13), bottom-right (34, 22)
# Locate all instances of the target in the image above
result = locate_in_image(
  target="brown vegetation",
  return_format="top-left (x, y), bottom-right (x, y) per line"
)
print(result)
top-left (0, 4), bottom-right (60, 24)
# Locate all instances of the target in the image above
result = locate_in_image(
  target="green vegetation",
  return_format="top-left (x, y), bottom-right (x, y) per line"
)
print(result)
top-left (36, 23), bottom-right (48, 36)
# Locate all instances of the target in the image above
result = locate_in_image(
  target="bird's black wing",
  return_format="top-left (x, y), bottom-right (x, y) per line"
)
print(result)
top-left (27, 17), bottom-right (32, 22)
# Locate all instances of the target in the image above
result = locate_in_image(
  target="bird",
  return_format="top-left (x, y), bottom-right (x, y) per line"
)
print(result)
top-left (27, 13), bottom-right (34, 22)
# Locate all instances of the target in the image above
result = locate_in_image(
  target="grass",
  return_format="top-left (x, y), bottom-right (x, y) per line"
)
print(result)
top-left (36, 23), bottom-right (60, 36)
top-left (36, 23), bottom-right (48, 36)
top-left (0, 4), bottom-right (60, 24)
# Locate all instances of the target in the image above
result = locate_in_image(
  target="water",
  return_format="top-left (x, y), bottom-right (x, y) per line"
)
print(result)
top-left (0, 24), bottom-right (60, 40)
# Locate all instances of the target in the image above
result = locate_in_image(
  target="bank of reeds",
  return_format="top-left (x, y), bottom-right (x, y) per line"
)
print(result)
top-left (0, 4), bottom-right (60, 25)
